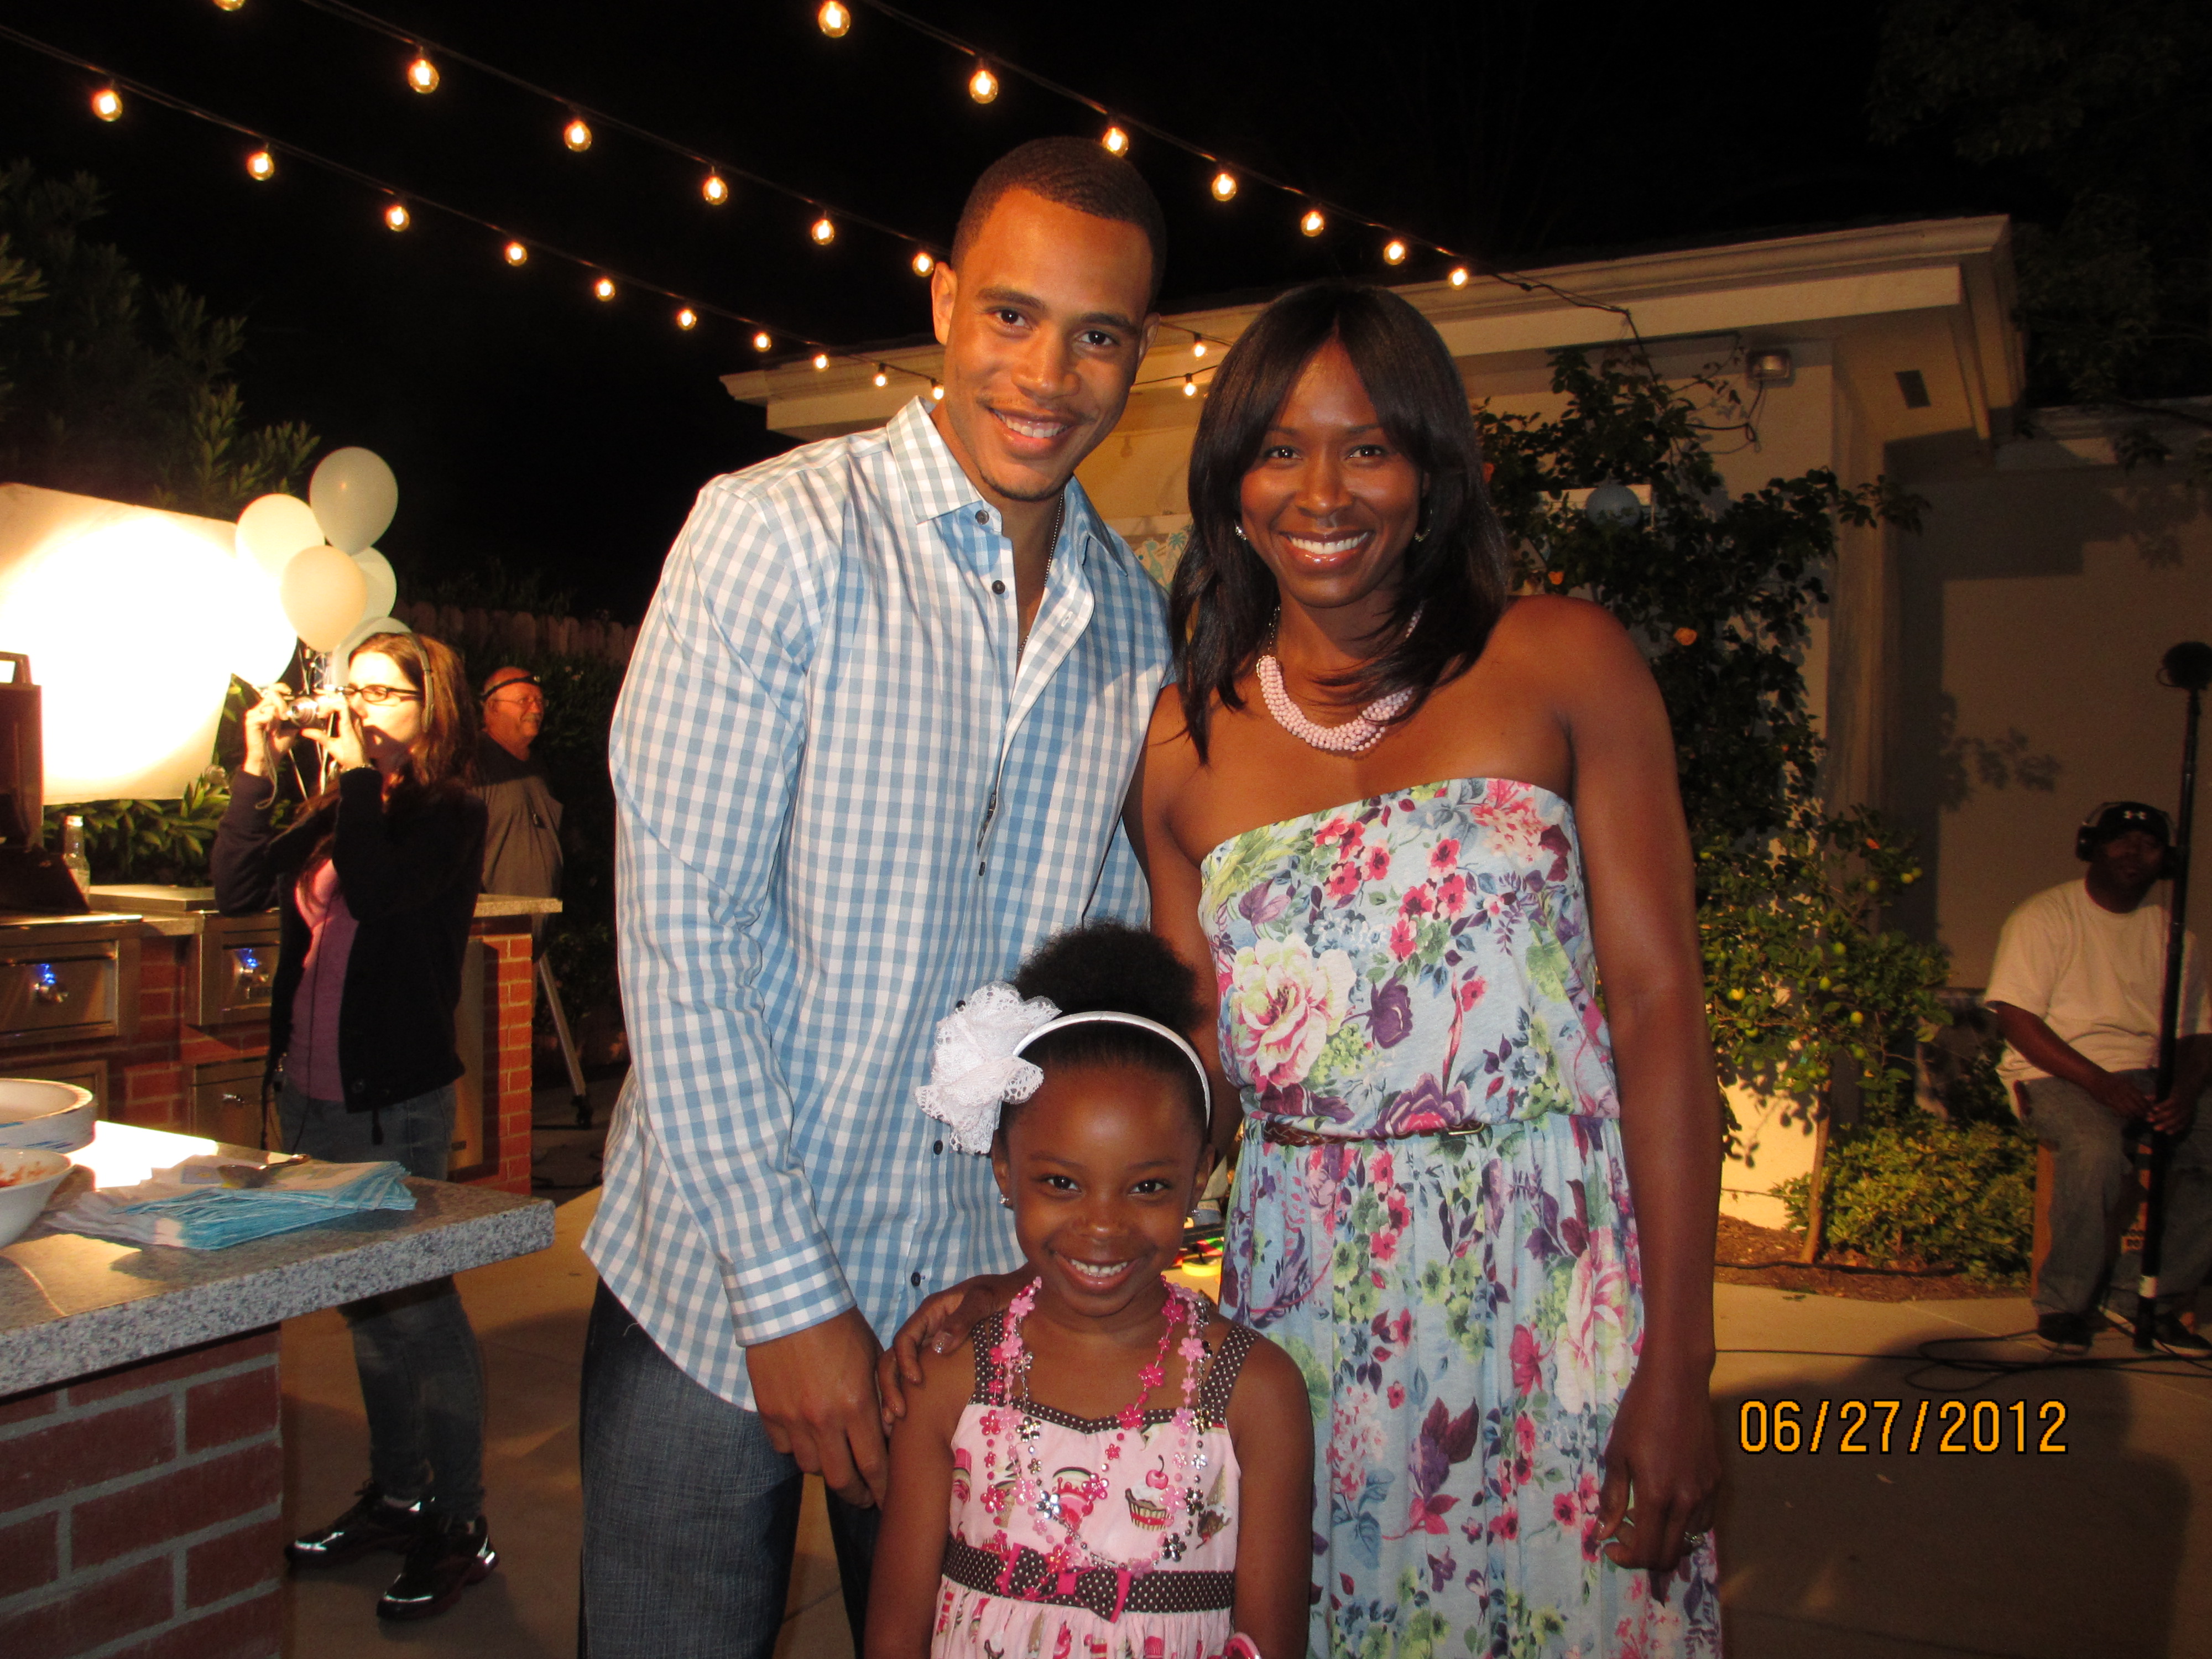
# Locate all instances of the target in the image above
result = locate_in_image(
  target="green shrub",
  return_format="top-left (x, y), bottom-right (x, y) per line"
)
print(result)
top-left (1774, 1118), bottom-right (2036, 1280)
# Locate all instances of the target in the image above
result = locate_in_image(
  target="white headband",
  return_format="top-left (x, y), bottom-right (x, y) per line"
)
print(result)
top-left (914, 983), bottom-right (1212, 1155)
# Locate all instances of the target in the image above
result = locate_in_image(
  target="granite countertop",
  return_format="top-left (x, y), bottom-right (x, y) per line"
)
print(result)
top-left (80, 886), bottom-right (560, 937)
top-left (0, 1122), bottom-right (554, 1395)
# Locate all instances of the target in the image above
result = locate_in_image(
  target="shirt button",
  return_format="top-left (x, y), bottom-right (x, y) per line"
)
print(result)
top-left (978, 860), bottom-right (987, 875)
top-left (975, 509), bottom-right (989, 525)
top-left (910, 1270), bottom-right (924, 1286)
top-left (990, 579), bottom-right (1005, 594)
top-left (932, 1139), bottom-right (943, 1155)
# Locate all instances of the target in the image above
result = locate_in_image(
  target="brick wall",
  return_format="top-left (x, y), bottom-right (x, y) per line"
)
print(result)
top-left (481, 922), bottom-right (535, 1196)
top-left (0, 1328), bottom-right (283, 1659)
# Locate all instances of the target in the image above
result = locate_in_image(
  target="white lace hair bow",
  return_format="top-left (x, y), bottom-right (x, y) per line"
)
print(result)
top-left (915, 981), bottom-right (1215, 1155)
top-left (914, 983), bottom-right (1061, 1155)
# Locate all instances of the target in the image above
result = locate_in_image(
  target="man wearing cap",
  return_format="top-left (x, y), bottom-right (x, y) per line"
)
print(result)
top-left (1986, 801), bottom-right (2212, 1355)
top-left (474, 668), bottom-right (562, 928)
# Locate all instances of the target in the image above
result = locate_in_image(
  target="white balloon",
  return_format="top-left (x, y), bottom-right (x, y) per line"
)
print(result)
top-left (235, 494), bottom-right (325, 578)
top-left (228, 558), bottom-right (300, 686)
top-left (310, 447), bottom-right (399, 554)
top-left (279, 544), bottom-right (371, 653)
top-left (352, 547), bottom-right (397, 622)
top-left (338, 614), bottom-right (411, 665)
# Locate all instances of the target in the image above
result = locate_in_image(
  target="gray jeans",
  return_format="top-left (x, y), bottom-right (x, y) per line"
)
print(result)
top-left (2017, 1070), bottom-right (2212, 1318)
top-left (278, 1079), bottom-right (487, 1517)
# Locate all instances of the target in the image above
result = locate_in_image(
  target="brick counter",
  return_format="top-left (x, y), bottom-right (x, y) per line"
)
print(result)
top-left (0, 1329), bottom-right (283, 1659)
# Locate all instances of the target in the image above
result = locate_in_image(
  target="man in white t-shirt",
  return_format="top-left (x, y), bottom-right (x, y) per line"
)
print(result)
top-left (1986, 801), bottom-right (2212, 1355)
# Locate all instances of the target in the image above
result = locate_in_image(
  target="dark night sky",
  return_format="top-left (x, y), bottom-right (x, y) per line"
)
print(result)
top-left (1, 1), bottom-right (1984, 620)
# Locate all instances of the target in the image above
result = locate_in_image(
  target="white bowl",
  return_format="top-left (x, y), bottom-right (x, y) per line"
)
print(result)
top-left (0, 1080), bottom-right (97, 1154)
top-left (0, 1147), bottom-right (72, 1248)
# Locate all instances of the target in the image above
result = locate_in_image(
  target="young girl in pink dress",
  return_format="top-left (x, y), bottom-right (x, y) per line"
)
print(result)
top-left (866, 924), bottom-right (1312, 1659)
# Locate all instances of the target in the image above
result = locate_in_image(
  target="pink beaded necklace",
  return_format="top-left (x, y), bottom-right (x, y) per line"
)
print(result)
top-left (1256, 606), bottom-right (1422, 755)
top-left (975, 1275), bottom-right (1210, 1617)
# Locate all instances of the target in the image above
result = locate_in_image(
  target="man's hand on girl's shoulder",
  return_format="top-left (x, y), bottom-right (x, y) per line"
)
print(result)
top-left (879, 1271), bottom-right (1024, 1432)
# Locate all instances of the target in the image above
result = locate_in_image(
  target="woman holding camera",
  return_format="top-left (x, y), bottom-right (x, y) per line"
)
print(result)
top-left (213, 630), bottom-right (494, 1623)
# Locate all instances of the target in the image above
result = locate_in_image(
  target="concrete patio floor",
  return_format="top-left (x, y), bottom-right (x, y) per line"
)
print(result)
top-left (273, 1093), bottom-right (2212, 1657)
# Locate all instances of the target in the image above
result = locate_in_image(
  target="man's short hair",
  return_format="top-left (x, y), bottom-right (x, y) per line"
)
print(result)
top-left (951, 137), bottom-right (1166, 309)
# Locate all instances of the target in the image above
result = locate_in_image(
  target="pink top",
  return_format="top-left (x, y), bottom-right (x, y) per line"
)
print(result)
top-left (931, 1312), bottom-right (1253, 1659)
top-left (289, 857), bottom-right (359, 1100)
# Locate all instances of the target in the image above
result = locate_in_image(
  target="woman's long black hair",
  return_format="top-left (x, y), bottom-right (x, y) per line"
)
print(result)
top-left (1168, 281), bottom-right (1513, 761)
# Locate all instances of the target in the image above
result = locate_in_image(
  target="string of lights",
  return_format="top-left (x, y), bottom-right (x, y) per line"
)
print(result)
top-left (820, 0), bottom-right (1646, 338)
top-left (253, 0), bottom-right (952, 271)
top-left (0, 20), bottom-right (951, 388)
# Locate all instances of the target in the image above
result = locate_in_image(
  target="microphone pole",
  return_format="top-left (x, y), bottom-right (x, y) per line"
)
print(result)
top-left (2136, 640), bottom-right (2212, 1353)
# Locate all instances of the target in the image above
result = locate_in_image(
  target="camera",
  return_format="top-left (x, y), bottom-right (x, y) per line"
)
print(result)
top-left (270, 692), bottom-right (336, 729)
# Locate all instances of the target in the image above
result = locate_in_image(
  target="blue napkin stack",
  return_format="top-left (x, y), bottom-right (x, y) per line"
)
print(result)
top-left (49, 1156), bottom-right (416, 1249)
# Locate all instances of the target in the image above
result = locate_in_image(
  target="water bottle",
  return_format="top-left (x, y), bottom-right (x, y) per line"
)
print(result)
top-left (61, 814), bottom-right (91, 901)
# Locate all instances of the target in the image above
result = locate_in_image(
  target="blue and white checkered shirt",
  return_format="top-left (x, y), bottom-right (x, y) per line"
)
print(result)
top-left (584, 399), bottom-right (1171, 1407)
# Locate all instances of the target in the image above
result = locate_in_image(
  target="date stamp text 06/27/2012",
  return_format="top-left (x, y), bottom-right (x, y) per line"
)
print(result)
top-left (1737, 1399), bottom-right (2068, 1454)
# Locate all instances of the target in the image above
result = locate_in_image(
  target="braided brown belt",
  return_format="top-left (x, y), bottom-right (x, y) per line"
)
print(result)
top-left (1259, 1118), bottom-right (1486, 1147)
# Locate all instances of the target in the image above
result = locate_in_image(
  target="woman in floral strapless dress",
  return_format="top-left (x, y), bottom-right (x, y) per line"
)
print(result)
top-left (1135, 283), bottom-right (1725, 1656)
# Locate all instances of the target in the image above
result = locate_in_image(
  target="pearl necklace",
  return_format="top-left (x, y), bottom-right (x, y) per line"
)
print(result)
top-left (977, 1276), bottom-right (1209, 1615)
top-left (1256, 606), bottom-right (1422, 755)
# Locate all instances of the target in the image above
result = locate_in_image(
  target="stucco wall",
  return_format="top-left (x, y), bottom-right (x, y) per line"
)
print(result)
top-left (1888, 461), bottom-right (2212, 991)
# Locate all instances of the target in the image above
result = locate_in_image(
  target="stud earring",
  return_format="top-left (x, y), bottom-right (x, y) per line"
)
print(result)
top-left (1232, 524), bottom-right (1248, 541)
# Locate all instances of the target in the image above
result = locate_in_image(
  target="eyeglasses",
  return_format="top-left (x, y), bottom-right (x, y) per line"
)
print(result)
top-left (343, 683), bottom-right (422, 706)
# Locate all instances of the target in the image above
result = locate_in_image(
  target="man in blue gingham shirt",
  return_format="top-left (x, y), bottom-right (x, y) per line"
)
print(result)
top-left (580, 140), bottom-right (1171, 1657)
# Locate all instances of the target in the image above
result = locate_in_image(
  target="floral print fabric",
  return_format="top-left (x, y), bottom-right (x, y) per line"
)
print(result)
top-left (1204, 779), bottom-right (1720, 1658)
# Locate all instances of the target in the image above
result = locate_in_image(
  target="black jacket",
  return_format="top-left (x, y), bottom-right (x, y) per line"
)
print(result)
top-left (213, 766), bottom-right (487, 1115)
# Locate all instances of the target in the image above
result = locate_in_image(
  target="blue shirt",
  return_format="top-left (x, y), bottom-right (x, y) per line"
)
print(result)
top-left (584, 399), bottom-right (1171, 1406)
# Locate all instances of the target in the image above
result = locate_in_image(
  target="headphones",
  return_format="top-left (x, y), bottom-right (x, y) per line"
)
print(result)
top-left (2074, 800), bottom-right (2172, 866)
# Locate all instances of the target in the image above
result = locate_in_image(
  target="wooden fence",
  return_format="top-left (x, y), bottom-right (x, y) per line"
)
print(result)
top-left (394, 602), bottom-right (637, 666)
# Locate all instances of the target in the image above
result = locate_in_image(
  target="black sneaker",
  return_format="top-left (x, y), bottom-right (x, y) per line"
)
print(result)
top-left (377, 1514), bottom-right (497, 1621)
top-left (2037, 1311), bottom-right (2093, 1355)
top-left (2153, 1314), bottom-right (2212, 1358)
top-left (285, 1483), bottom-right (422, 1568)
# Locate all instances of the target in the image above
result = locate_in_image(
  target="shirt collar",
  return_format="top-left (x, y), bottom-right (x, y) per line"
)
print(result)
top-left (889, 398), bottom-right (988, 526)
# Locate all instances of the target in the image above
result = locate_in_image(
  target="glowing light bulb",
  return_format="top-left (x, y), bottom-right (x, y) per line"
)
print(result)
top-left (753, 331), bottom-right (773, 352)
top-left (1300, 207), bottom-right (1324, 237)
top-left (593, 275), bottom-right (616, 301)
top-left (1211, 171), bottom-right (1237, 202)
top-left (1448, 266), bottom-right (1469, 288)
top-left (383, 200), bottom-right (410, 232)
top-left (969, 63), bottom-right (998, 103)
top-left (564, 116), bottom-right (593, 152)
top-left (91, 87), bottom-right (122, 122)
top-left (911, 249), bottom-right (934, 276)
top-left (1102, 126), bottom-right (1129, 156)
top-left (930, 382), bottom-right (945, 401)
top-left (1383, 239), bottom-right (1408, 265)
top-left (812, 352), bottom-right (830, 371)
top-left (245, 148), bottom-right (275, 182)
top-left (676, 306), bottom-right (698, 330)
top-left (810, 216), bottom-right (836, 245)
top-left (406, 54), bottom-right (438, 93)
top-left (213, 0), bottom-right (245, 9)
top-left (702, 173), bottom-right (729, 206)
top-left (817, 1), bottom-right (850, 36)
top-left (873, 365), bottom-right (889, 388)
top-left (503, 240), bottom-right (528, 265)
top-left (1182, 375), bottom-right (1196, 397)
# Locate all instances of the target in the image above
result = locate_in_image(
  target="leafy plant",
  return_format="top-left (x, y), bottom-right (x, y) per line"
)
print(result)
top-left (0, 160), bottom-right (315, 517)
top-left (1774, 1119), bottom-right (2035, 1281)
top-left (44, 770), bottom-right (232, 885)
top-left (1478, 348), bottom-right (1924, 844)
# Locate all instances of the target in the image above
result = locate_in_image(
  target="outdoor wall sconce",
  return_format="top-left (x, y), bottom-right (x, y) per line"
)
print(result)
top-left (1745, 348), bottom-right (1793, 385)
